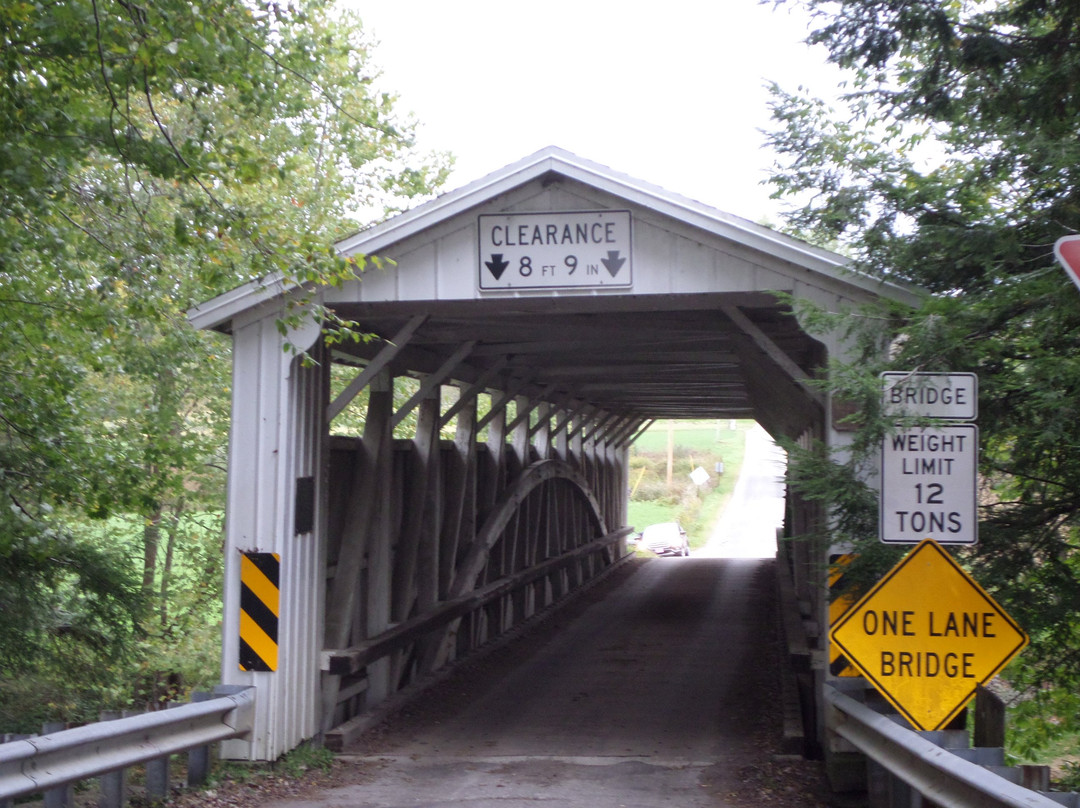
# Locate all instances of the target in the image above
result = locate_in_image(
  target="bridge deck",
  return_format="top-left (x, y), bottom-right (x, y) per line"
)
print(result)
top-left (260, 558), bottom-right (830, 808)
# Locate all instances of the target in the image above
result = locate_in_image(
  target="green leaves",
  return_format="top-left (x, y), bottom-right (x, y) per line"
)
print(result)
top-left (772, 0), bottom-right (1080, 751)
top-left (0, 0), bottom-right (449, 713)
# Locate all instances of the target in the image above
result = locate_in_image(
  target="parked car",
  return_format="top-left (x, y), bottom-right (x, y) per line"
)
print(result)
top-left (638, 521), bottom-right (690, 557)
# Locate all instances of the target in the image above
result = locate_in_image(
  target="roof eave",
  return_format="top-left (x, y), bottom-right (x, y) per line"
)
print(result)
top-left (187, 146), bottom-right (924, 332)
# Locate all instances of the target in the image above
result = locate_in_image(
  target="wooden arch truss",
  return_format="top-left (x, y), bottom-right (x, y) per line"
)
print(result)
top-left (319, 360), bottom-right (635, 747)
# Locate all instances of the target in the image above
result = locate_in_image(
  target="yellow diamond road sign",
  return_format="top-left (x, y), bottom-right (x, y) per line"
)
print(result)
top-left (829, 539), bottom-right (1028, 730)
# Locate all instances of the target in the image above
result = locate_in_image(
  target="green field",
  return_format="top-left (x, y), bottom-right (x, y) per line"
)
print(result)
top-left (627, 419), bottom-right (755, 550)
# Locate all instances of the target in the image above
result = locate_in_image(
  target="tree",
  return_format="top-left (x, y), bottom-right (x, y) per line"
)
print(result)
top-left (768, 0), bottom-right (1080, 753)
top-left (0, 0), bottom-right (449, 725)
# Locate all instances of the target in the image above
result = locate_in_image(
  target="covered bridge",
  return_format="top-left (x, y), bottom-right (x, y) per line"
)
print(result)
top-left (188, 147), bottom-right (920, 760)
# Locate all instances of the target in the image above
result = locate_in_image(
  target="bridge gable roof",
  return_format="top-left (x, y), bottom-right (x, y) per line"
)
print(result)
top-left (189, 146), bottom-right (920, 332)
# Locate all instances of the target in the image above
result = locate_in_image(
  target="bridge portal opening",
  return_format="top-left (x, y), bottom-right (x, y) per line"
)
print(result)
top-left (626, 419), bottom-right (786, 560)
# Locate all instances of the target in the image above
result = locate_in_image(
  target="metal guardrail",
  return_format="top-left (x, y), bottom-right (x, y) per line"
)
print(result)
top-left (825, 684), bottom-right (1067, 808)
top-left (0, 685), bottom-right (255, 804)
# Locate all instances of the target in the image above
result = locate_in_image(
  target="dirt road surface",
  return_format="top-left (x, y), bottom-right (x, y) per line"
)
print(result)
top-left (250, 558), bottom-right (831, 808)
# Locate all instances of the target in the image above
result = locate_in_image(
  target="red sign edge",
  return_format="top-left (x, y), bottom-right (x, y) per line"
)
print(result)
top-left (1054, 235), bottom-right (1080, 293)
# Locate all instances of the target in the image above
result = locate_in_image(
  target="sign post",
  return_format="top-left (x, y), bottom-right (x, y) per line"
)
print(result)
top-left (830, 540), bottom-right (1028, 730)
top-left (830, 373), bottom-right (1027, 731)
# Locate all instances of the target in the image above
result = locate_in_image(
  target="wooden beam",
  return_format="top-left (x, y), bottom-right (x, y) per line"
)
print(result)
top-left (391, 392), bottom-right (441, 622)
top-left (475, 374), bottom-right (534, 432)
top-left (448, 459), bottom-right (608, 600)
top-left (320, 370), bottom-right (393, 729)
top-left (438, 356), bottom-right (509, 428)
top-left (531, 401), bottom-right (552, 459)
top-left (550, 399), bottom-right (590, 441)
top-left (505, 383), bottom-right (558, 433)
top-left (622, 418), bottom-right (656, 448)
top-left (566, 405), bottom-right (598, 442)
top-left (720, 304), bottom-right (825, 409)
top-left (584, 411), bottom-right (619, 445)
top-left (527, 392), bottom-right (572, 439)
top-left (594, 414), bottom-right (635, 447)
top-left (439, 395), bottom-right (477, 600)
top-left (391, 340), bottom-right (476, 430)
top-left (323, 529), bottom-right (634, 676)
top-left (328, 314), bottom-right (426, 420)
top-left (608, 416), bottom-right (645, 449)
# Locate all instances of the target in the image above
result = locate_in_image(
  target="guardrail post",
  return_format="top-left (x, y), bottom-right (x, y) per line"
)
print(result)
top-left (98, 711), bottom-right (128, 808)
top-left (0, 734), bottom-right (32, 808)
top-left (41, 722), bottom-right (73, 808)
top-left (186, 692), bottom-right (213, 787)
top-left (886, 771), bottom-right (917, 807)
top-left (867, 759), bottom-right (888, 807)
top-left (145, 706), bottom-right (172, 803)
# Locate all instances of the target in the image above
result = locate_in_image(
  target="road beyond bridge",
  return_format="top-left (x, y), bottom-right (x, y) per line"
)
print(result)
top-left (255, 557), bottom-right (830, 808)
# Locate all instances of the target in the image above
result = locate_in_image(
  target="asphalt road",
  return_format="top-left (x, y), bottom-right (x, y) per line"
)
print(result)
top-left (698, 424), bottom-right (787, 559)
top-left (262, 557), bottom-right (829, 808)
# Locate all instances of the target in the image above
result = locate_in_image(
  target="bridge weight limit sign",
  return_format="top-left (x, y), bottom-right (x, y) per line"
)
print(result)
top-left (880, 372), bottom-right (978, 545)
top-left (830, 539), bottom-right (1028, 730)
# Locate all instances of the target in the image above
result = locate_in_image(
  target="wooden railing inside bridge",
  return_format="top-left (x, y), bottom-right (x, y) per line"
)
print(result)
top-left (321, 524), bottom-right (634, 749)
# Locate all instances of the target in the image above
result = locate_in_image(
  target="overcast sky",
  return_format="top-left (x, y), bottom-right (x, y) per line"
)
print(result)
top-left (353, 1), bottom-right (845, 223)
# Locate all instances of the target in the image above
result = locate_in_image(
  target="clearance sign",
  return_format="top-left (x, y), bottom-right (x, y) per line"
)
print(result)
top-left (478, 210), bottom-right (632, 290)
top-left (830, 540), bottom-right (1028, 730)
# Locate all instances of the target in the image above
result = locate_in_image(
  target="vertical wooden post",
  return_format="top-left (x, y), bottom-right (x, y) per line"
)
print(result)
top-left (569, 412), bottom-right (585, 470)
top-left (390, 393), bottom-right (440, 626)
top-left (973, 685), bottom-right (1006, 748)
top-left (321, 370), bottom-right (393, 724)
top-left (417, 392), bottom-right (444, 615)
top-left (440, 394), bottom-right (477, 599)
top-left (510, 395), bottom-right (533, 614)
top-left (533, 402), bottom-right (551, 460)
top-left (365, 371), bottom-right (395, 704)
top-left (554, 408), bottom-right (570, 463)
top-left (511, 396), bottom-right (531, 469)
top-left (424, 392), bottom-right (478, 673)
top-left (483, 394), bottom-right (507, 513)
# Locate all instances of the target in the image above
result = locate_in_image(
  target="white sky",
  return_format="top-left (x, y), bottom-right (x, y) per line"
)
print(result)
top-left (353, 1), bottom-right (846, 224)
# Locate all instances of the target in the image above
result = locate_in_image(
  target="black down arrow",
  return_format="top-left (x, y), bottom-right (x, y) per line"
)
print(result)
top-left (601, 250), bottom-right (626, 277)
top-left (485, 253), bottom-right (510, 281)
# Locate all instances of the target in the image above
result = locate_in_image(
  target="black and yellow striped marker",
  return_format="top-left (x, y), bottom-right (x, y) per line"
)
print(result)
top-left (829, 553), bottom-right (859, 677)
top-left (239, 552), bottom-right (279, 672)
